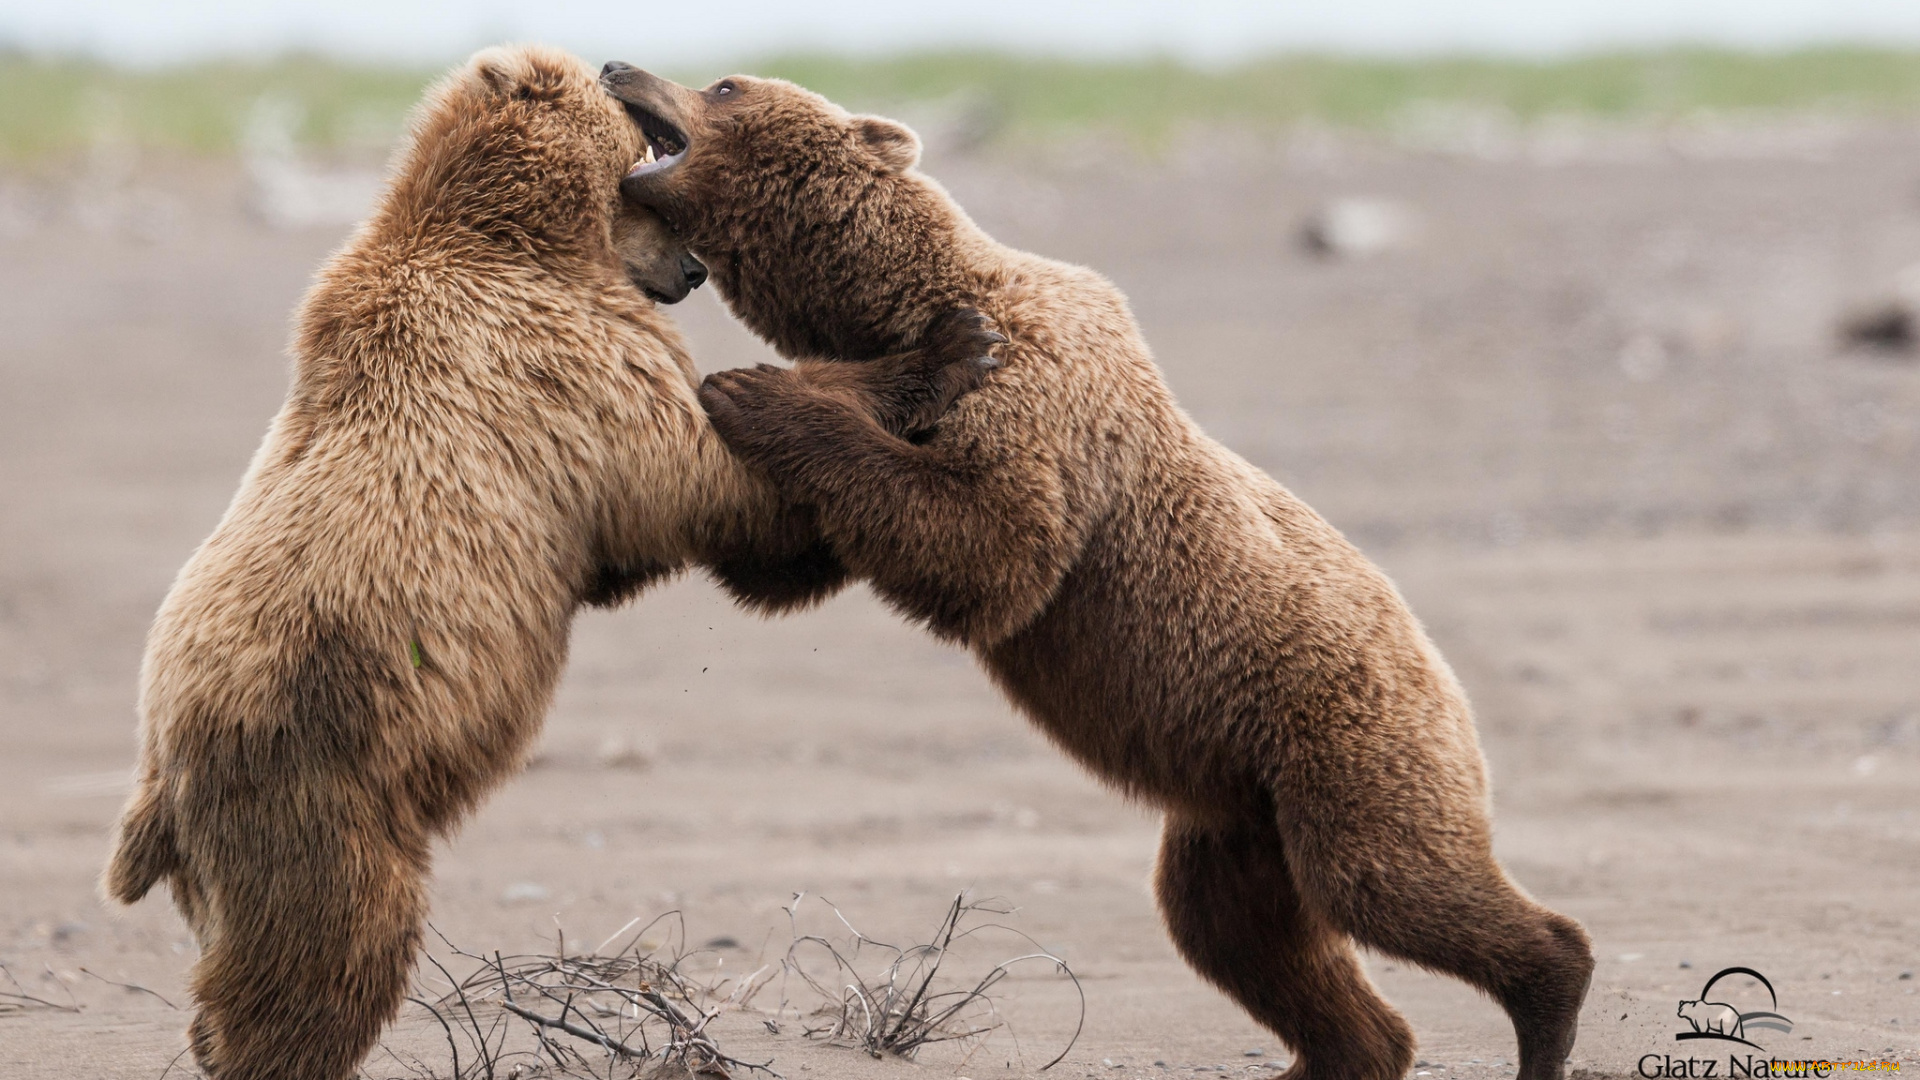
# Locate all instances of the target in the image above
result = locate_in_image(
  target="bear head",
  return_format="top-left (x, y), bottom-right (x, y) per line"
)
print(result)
top-left (383, 45), bottom-right (705, 302)
top-left (602, 63), bottom-right (961, 359)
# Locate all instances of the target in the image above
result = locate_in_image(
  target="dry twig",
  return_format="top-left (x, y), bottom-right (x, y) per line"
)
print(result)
top-left (775, 893), bottom-right (1083, 1070)
top-left (379, 896), bottom-right (1080, 1079)
top-left (0, 962), bottom-right (80, 1015)
top-left (381, 917), bottom-right (774, 1080)
top-left (79, 967), bottom-right (179, 1010)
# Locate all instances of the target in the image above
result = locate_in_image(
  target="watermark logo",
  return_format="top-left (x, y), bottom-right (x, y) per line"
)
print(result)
top-left (1675, 967), bottom-right (1795, 1051)
top-left (1638, 965), bottom-right (1900, 1076)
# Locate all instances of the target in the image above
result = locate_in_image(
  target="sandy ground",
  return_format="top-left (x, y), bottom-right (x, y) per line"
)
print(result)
top-left (2, 127), bottom-right (1918, 1079)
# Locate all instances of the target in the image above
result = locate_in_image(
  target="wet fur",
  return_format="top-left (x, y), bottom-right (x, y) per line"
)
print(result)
top-left (104, 47), bottom-right (985, 1080)
top-left (610, 69), bottom-right (1596, 1080)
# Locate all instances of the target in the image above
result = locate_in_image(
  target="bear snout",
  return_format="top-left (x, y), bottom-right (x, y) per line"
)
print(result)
top-left (679, 254), bottom-right (708, 292)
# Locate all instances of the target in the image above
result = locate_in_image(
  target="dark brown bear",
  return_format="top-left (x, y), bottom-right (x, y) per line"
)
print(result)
top-left (605, 63), bottom-right (1595, 1080)
top-left (104, 46), bottom-right (991, 1080)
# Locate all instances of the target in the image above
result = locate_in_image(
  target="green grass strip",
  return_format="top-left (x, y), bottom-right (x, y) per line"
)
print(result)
top-left (6, 46), bottom-right (1920, 161)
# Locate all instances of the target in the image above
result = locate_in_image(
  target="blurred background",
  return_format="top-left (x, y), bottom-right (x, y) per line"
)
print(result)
top-left (2, 3), bottom-right (1917, 1078)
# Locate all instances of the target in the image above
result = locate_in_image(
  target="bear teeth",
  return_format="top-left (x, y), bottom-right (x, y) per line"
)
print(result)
top-left (635, 144), bottom-right (657, 169)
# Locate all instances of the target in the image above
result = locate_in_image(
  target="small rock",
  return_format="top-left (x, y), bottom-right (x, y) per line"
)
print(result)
top-left (1842, 303), bottom-right (1913, 350)
top-left (500, 882), bottom-right (550, 903)
top-left (1680, 960), bottom-right (1692, 969)
top-left (1840, 264), bottom-right (1920, 354)
top-left (1300, 198), bottom-right (1418, 259)
top-left (1899, 971), bottom-right (1912, 980)
top-left (704, 935), bottom-right (741, 950)
top-left (1245, 1048), bottom-right (1266, 1057)
top-left (596, 734), bottom-right (651, 770)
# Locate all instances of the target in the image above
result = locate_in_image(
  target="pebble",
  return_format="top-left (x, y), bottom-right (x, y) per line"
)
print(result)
top-left (595, 734), bottom-right (651, 770)
top-left (1299, 198), bottom-right (1418, 259)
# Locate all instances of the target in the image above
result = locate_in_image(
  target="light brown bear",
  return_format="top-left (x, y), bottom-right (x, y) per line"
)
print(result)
top-left (104, 46), bottom-right (994, 1080)
top-left (604, 64), bottom-right (1596, 1080)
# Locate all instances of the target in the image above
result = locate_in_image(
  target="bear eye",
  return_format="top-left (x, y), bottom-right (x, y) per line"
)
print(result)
top-left (714, 80), bottom-right (736, 98)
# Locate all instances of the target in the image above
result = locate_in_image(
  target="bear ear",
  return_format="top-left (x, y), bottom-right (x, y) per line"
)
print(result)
top-left (470, 46), bottom-right (527, 100)
top-left (853, 115), bottom-right (921, 172)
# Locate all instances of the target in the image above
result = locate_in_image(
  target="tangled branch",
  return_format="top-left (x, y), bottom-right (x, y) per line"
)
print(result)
top-left (776, 893), bottom-right (1083, 1070)
top-left (385, 917), bottom-right (775, 1080)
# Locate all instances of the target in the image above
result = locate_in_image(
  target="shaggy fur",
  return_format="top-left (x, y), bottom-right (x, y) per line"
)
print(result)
top-left (606, 65), bottom-right (1596, 1080)
top-left (104, 47), bottom-right (991, 1080)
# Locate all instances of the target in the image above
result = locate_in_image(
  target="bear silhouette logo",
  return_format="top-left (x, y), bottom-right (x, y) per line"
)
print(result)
top-left (1677, 999), bottom-right (1744, 1038)
top-left (1674, 967), bottom-right (1793, 1051)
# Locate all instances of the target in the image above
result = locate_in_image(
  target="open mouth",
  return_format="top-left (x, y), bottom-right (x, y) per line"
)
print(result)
top-left (622, 101), bottom-right (687, 177)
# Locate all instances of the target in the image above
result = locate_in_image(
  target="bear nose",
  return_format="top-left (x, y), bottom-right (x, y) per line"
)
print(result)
top-left (601, 61), bottom-right (634, 78)
top-left (680, 255), bottom-right (708, 291)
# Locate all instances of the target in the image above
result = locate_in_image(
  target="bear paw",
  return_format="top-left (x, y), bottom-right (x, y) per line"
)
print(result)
top-left (699, 364), bottom-right (818, 464)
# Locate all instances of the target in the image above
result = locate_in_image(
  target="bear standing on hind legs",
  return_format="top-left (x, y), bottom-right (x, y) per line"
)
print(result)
top-left (104, 47), bottom-right (996, 1080)
top-left (606, 63), bottom-right (1596, 1080)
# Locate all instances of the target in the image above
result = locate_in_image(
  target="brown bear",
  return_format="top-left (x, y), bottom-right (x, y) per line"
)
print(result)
top-left (104, 46), bottom-right (994, 1080)
top-left (604, 63), bottom-right (1596, 1080)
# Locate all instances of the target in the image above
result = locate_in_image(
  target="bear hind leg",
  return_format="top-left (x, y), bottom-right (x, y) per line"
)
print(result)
top-left (1154, 814), bottom-right (1415, 1080)
top-left (185, 810), bottom-right (428, 1080)
top-left (1291, 824), bottom-right (1594, 1080)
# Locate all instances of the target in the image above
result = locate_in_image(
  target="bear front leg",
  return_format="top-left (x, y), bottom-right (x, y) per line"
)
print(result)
top-left (698, 366), bottom-right (1075, 646)
top-left (797, 307), bottom-right (1006, 439)
top-left (702, 498), bottom-right (852, 615)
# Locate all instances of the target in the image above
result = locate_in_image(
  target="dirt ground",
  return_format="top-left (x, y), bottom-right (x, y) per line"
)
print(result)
top-left (2, 125), bottom-right (1918, 1080)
